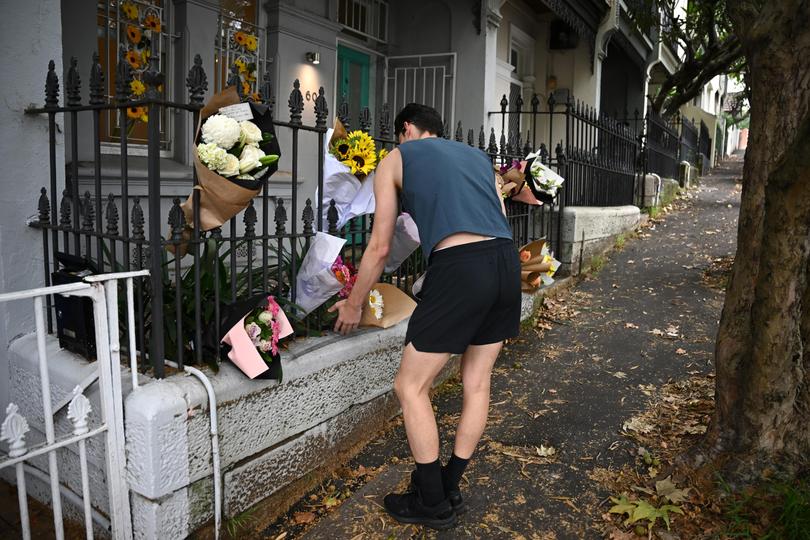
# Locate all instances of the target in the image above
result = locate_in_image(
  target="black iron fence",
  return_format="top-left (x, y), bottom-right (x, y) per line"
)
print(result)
top-left (489, 93), bottom-right (641, 209)
top-left (643, 107), bottom-right (680, 180)
top-left (699, 119), bottom-right (712, 171)
top-left (27, 53), bottom-right (555, 377)
top-left (679, 116), bottom-right (699, 168)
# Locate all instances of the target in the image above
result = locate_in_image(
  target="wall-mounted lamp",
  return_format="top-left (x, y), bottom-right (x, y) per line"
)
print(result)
top-left (305, 52), bottom-right (320, 65)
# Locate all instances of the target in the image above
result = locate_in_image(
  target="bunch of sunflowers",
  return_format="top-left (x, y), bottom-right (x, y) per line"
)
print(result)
top-left (330, 130), bottom-right (385, 178)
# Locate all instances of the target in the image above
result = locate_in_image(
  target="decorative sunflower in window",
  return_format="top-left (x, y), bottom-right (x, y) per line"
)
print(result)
top-left (144, 12), bottom-right (161, 33)
top-left (121, 1), bottom-right (139, 20)
top-left (125, 50), bottom-right (142, 69)
top-left (241, 81), bottom-right (251, 98)
top-left (130, 79), bottom-right (146, 96)
top-left (245, 35), bottom-right (258, 52)
top-left (234, 58), bottom-right (248, 74)
top-left (234, 31), bottom-right (248, 47)
top-left (126, 25), bottom-right (142, 45)
top-left (127, 106), bottom-right (148, 123)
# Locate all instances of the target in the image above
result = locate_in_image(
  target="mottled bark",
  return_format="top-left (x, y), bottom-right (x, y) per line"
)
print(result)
top-left (709, 0), bottom-right (810, 474)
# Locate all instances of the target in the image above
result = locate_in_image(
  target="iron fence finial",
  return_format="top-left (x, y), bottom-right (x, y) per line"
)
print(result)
top-left (38, 188), bottom-right (50, 225)
top-left (478, 125), bottom-right (486, 151)
top-left (45, 60), bottom-right (60, 109)
top-left (106, 194), bottom-right (119, 235)
top-left (275, 198), bottom-right (288, 234)
top-left (455, 121), bottom-right (463, 142)
top-left (303, 199), bottom-right (314, 235)
top-left (143, 57), bottom-right (164, 100)
top-left (66, 57), bottom-right (81, 107)
top-left (359, 106), bottom-right (372, 133)
top-left (379, 103), bottom-right (391, 139)
top-left (115, 50), bottom-right (133, 104)
top-left (288, 80), bottom-right (304, 126)
top-left (244, 200), bottom-right (257, 239)
top-left (314, 87), bottom-right (328, 129)
top-left (90, 52), bottom-right (105, 105)
top-left (186, 54), bottom-right (208, 106)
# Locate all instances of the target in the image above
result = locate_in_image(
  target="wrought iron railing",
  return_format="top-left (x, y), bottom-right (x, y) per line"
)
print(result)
top-left (679, 115), bottom-right (699, 168)
top-left (26, 52), bottom-right (552, 378)
top-left (644, 107), bottom-right (680, 180)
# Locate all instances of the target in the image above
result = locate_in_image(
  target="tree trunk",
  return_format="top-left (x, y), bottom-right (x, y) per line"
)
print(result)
top-left (709, 0), bottom-right (810, 476)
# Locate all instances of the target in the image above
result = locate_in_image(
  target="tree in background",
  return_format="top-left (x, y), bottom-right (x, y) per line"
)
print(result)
top-left (637, 0), bottom-right (809, 480)
top-left (708, 0), bottom-right (810, 479)
top-left (632, 0), bottom-right (745, 117)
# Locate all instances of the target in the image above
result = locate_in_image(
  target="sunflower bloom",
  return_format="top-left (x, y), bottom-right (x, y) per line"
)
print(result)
top-left (121, 1), bottom-right (139, 20)
top-left (234, 31), bottom-right (247, 47)
top-left (332, 138), bottom-right (351, 160)
top-left (242, 81), bottom-right (251, 97)
top-left (245, 35), bottom-right (258, 51)
top-left (378, 148), bottom-right (388, 161)
top-left (127, 106), bottom-right (148, 122)
top-left (126, 25), bottom-right (142, 44)
top-left (347, 145), bottom-right (377, 176)
top-left (125, 50), bottom-right (141, 69)
top-left (346, 130), bottom-right (375, 153)
top-left (130, 79), bottom-right (146, 96)
top-left (144, 13), bottom-right (161, 33)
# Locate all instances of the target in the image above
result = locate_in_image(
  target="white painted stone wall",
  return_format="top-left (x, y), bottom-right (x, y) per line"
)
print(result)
top-left (0, 0), bottom-right (66, 414)
top-left (558, 205), bottom-right (642, 274)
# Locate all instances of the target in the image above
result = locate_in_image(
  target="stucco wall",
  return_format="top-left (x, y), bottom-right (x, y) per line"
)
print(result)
top-left (0, 0), bottom-right (65, 413)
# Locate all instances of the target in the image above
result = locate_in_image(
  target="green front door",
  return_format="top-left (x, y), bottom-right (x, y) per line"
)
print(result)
top-left (337, 45), bottom-right (370, 130)
top-left (337, 45), bottom-right (371, 246)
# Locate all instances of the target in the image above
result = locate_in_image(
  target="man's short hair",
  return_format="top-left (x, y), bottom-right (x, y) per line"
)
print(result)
top-left (394, 103), bottom-right (444, 138)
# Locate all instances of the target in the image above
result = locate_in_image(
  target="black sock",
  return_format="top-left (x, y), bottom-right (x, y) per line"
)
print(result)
top-left (415, 459), bottom-right (445, 506)
top-left (443, 453), bottom-right (470, 491)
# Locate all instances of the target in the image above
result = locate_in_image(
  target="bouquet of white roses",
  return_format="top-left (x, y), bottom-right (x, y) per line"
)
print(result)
top-left (197, 114), bottom-right (278, 181)
top-left (177, 86), bottom-right (282, 237)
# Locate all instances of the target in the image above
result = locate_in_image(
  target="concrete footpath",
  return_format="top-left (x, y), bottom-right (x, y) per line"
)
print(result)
top-left (261, 158), bottom-right (743, 539)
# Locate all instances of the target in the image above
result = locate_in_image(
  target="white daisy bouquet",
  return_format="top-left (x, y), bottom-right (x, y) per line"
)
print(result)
top-left (359, 283), bottom-right (416, 329)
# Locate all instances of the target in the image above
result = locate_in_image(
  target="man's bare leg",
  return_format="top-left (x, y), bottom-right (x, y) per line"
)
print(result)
top-left (454, 342), bottom-right (502, 458)
top-left (393, 343), bottom-right (452, 463)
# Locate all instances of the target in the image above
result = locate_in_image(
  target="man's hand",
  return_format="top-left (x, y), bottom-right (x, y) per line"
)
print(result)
top-left (328, 299), bottom-right (362, 335)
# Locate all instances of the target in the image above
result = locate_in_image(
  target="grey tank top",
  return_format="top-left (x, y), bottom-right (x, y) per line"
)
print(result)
top-left (398, 138), bottom-right (513, 255)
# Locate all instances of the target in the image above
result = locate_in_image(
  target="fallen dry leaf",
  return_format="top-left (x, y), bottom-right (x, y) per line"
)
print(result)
top-left (625, 322), bottom-right (639, 329)
top-left (293, 511), bottom-right (316, 524)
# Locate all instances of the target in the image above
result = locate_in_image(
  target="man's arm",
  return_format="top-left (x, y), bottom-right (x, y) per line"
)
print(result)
top-left (330, 149), bottom-right (402, 334)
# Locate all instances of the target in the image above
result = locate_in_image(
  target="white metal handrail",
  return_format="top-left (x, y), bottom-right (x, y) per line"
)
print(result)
top-left (0, 270), bottom-right (146, 540)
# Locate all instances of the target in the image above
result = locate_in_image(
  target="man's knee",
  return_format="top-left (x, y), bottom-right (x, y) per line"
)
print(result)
top-left (394, 372), bottom-right (424, 401)
top-left (462, 375), bottom-right (491, 396)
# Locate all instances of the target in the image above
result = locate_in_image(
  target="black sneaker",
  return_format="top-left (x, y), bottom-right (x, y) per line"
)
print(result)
top-left (409, 470), bottom-right (467, 514)
top-left (383, 491), bottom-right (457, 530)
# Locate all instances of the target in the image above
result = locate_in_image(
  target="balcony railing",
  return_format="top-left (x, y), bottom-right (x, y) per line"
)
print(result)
top-left (337, 0), bottom-right (388, 43)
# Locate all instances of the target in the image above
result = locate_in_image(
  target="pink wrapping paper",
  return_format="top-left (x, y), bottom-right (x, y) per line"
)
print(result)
top-left (221, 307), bottom-right (294, 379)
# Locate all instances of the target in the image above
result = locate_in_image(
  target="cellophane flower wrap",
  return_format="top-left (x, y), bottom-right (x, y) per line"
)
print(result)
top-left (220, 294), bottom-right (294, 380)
top-left (316, 120), bottom-right (378, 229)
top-left (181, 86), bottom-right (282, 233)
top-left (294, 232), bottom-right (347, 315)
top-left (525, 149), bottom-right (565, 203)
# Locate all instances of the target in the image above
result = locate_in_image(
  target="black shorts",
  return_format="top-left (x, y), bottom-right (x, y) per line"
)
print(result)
top-left (405, 238), bottom-right (522, 354)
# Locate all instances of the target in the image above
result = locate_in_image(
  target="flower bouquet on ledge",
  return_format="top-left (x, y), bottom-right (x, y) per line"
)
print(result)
top-left (181, 86), bottom-right (281, 233)
top-left (493, 152), bottom-right (565, 206)
top-left (518, 239), bottom-right (561, 292)
top-left (359, 283), bottom-right (417, 329)
top-left (220, 294), bottom-right (294, 380)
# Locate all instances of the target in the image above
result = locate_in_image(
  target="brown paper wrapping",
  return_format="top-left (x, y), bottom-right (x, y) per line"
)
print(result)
top-left (329, 118), bottom-right (348, 147)
top-left (359, 283), bottom-right (417, 329)
top-left (519, 239), bottom-right (550, 292)
top-left (182, 86), bottom-right (261, 231)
